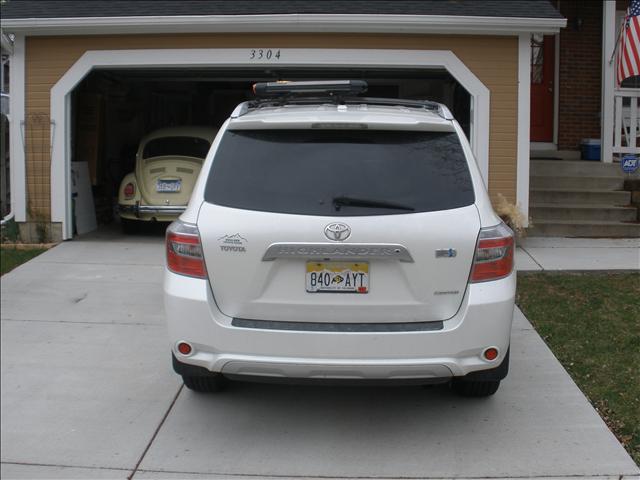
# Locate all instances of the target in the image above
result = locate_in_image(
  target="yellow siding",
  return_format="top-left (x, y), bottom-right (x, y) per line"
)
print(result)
top-left (25, 33), bottom-right (518, 219)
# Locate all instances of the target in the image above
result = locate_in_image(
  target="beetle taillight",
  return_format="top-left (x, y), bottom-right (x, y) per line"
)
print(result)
top-left (124, 183), bottom-right (135, 199)
top-left (166, 221), bottom-right (206, 279)
top-left (471, 223), bottom-right (514, 282)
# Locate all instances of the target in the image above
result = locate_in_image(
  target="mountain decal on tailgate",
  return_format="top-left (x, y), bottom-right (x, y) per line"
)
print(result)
top-left (218, 234), bottom-right (248, 252)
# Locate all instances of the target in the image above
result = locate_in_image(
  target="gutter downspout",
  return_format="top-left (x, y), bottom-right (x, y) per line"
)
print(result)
top-left (0, 212), bottom-right (15, 225)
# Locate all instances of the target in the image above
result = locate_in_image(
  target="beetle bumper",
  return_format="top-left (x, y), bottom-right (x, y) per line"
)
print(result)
top-left (119, 203), bottom-right (187, 218)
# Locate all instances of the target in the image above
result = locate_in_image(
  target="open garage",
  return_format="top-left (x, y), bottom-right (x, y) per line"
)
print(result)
top-left (68, 66), bottom-right (471, 235)
top-left (43, 43), bottom-right (495, 241)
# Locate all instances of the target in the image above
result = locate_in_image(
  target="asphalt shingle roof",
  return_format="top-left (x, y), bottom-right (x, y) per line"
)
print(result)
top-left (1, 0), bottom-right (564, 20)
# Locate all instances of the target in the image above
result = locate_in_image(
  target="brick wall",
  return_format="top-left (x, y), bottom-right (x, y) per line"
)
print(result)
top-left (556, 0), bottom-right (603, 150)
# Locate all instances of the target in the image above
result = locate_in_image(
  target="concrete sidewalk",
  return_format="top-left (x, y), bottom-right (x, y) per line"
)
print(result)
top-left (1, 235), bottom-right (639, 479)
top-left (516, 237), bottom-right (640, 271)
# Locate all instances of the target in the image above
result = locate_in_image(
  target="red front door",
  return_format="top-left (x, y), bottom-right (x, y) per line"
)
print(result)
top-left (530, 34), bottom-right (555, 142)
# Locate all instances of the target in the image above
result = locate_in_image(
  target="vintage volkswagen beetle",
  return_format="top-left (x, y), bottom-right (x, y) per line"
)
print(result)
top-left (118, 127), bottom-right (216, 231)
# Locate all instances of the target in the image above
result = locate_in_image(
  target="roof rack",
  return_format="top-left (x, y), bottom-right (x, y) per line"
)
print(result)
top-left (232, 80), bottom-right (453, 120)
top-left (231, 96), bottom-right (453, 121)
top-left (253, 80), bottom-right (367, 97)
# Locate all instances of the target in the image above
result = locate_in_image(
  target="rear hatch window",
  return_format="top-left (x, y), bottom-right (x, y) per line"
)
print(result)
top-left (143, 136), bottom-right (210, 160)
top-left (204, 129), bottom-right (474, 216)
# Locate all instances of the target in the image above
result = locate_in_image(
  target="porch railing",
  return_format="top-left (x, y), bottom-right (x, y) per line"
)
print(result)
top-left (613, 89), bottom-right (640, 155)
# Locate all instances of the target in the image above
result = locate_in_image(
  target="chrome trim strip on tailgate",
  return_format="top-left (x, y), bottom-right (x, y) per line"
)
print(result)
top-left (262, 243), bottom-right (414, 262)
top-left (232, 318), bottom-right (443, 332)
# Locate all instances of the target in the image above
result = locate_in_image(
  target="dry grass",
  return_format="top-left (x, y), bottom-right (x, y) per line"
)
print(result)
top-left (494, 193), bottom-right (529, 238)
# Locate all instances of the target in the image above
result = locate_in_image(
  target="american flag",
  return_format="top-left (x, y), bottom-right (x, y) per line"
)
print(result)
top-left (616, 0), bottom-right (640, 85)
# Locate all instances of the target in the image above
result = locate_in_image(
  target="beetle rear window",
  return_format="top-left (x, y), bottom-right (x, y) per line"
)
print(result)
top-left (143, 136), bottom-right (210, 160)
top-left (204, 129), bottom-right (474, 216)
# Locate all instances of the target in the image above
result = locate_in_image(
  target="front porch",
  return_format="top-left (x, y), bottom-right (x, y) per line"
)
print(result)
top-left (524, 1), bottom-right (639, 237)
top-left (527, 158), bottom-right (639, 237)
top-left (528, 134), bottom-right (639, 238)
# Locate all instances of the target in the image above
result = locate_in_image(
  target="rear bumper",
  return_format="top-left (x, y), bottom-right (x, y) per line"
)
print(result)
top-left (163, 270), bottom-right (516, 380)
top-left (119, 203), bottom-right (186, 218)
top-left (172, 349), bottom-right (509, 385)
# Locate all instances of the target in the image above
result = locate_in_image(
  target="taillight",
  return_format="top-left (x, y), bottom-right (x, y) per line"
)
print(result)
top-left (166, 221), bottom-right (206, 279)
top-left (471, 223), bottom-right (514, 282)
top-left (123, 182), bottom-right (135, 199)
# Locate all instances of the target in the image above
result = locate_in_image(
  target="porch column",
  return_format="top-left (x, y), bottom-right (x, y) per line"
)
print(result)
top-left (601, 0), bottom-right (617, 163)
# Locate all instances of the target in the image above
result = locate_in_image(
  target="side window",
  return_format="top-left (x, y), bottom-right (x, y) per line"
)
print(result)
top-left (530, 34), bottom-right (544, 84)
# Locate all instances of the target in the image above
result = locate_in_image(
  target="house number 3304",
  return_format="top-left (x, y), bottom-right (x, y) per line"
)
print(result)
top-left (249, 49), bottom-right (281, 60)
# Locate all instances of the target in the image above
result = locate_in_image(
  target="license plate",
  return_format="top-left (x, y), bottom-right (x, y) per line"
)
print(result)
top-left (306, 262), bottom-right (369, 293)
top-left (156, 179), bottom-right (181, 193)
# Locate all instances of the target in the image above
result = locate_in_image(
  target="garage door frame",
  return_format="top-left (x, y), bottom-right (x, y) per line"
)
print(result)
top-left (50, 48), bottom-right (490, 240)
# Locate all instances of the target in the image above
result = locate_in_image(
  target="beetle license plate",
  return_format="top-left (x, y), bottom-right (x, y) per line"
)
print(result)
top-left (156, 179), bottom-right (181, 193)
top-left (306, 262), bottom-right (369, 293)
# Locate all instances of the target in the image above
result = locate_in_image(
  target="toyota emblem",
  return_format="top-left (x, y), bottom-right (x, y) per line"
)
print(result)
top-left (324, 222), bottom-right (351, 241)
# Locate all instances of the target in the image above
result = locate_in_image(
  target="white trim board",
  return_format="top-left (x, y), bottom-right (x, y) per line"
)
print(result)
top-left (50, 48), bottom-right (491, 240)
top-left (517, 34), bottom-right (532, 227)
top-left (3, 14), bottom-right (567, 36)
top-left (8, 34), bottom-right (26, 222)
top-left (553, 32), bottom-right (560, 146)
top-left (601, 2), bottom-right (617, 163)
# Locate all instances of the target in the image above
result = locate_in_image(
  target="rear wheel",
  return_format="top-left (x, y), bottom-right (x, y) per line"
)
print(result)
top-left (451, 379), bottom-right (500, 397)
top-left (182, 374), bottom-right (226, 393)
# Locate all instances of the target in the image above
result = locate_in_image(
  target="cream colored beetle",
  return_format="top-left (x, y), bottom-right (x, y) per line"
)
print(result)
top-left (118, 126), bottom-right (217, 232)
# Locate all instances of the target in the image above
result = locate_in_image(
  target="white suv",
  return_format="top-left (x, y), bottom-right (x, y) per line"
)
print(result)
top-left (164, 81), bottom-right (515, 397)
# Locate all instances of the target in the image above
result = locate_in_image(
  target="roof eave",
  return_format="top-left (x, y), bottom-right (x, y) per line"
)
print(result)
top-left (0, 14), bottom-right (567, 36)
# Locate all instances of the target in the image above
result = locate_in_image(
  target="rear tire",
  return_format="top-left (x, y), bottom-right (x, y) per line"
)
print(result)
top-left (182, 374), bottom-right (226, 393)
top-left (451, 379), bottom-right (500, 397)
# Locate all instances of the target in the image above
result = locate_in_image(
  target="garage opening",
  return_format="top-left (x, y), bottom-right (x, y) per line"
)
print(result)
top-left (69, 67), bottom-right (471, 236)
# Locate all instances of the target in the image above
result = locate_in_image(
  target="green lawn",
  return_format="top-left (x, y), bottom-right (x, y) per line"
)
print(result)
top-left (0, 247), bottom-right (47, 276)
top-left (517, 272), bottom-right (640, 465)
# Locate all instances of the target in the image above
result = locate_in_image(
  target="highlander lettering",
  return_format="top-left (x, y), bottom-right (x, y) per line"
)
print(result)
top-left (262, 243), bottom-right (414, 262)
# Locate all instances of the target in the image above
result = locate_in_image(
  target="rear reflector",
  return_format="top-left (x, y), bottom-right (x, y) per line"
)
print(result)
top-left (177, 342), bottom-right (193, 355)
top-left (166, 221), bottom-right (206, 279)
top-left (483, 347), bottom-right (499, 361)
top-left (471, 223), bottom-right (514, 282)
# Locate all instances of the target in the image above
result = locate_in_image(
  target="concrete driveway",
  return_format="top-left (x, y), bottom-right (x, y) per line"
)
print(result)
top-left (1, 230), bottom-right (638, 480)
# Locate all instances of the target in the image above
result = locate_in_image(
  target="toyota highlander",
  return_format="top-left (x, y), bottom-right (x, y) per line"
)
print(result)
top-left (164, 80), bottom-right (516, 397)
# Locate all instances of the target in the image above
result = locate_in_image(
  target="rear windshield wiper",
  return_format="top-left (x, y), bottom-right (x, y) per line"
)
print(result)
top-left (332, 196), bottom-right (415, 212)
